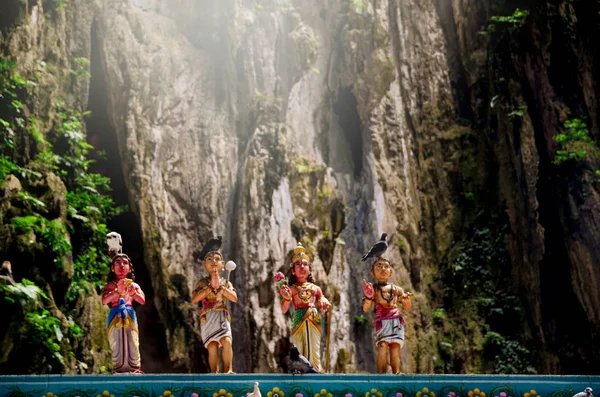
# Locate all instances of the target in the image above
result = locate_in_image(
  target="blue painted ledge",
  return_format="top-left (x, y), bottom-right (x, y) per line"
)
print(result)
top-left (0, 374), bottom-right (598, 397)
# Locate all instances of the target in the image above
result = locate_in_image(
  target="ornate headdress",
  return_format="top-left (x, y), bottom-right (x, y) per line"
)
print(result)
top-left (291, 242), bottom-right (310, 264)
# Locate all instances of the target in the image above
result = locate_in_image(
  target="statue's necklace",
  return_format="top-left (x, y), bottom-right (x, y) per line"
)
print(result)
top-left (376, 283), bottom-right (395, 303)
top-left (294, 283), bottom-right (312, 304)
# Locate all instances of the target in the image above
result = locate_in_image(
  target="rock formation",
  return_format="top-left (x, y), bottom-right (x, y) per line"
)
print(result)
top-left (1, 0), bottom-right (599, 374)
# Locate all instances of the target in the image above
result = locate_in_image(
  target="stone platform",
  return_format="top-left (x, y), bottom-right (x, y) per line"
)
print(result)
top-left (1, 374), bottom-right (598, 397)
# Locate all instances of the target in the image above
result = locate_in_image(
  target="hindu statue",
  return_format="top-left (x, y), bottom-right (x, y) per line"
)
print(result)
top-left (191, 240), bottom-right (238, 373)
top-left (101, 253), bottom-right (146, 374)
top-left (278, 243), bottom-right (330, 372)
top-left (362, 257), bottom-right (412, 374)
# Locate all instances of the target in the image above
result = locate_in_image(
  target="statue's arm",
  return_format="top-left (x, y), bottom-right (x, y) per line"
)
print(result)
top-left (191, 279), bottom-right (211, 303)
top-left (131, 283), bottom-right (146, 305)
top-left (101, 284), bottom-right (118, 306)
top-left (221, 280), bottom-right (237, 303)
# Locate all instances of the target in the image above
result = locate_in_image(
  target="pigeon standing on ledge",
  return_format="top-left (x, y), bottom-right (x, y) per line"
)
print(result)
top-left (362, 233), bottom-right (388, 261)
top-left (288, 344), bottom-right (318, 374)
top-left (246, 382), bottom-right (262, 397)
top-left (573, 388), bottom-right (593, 397)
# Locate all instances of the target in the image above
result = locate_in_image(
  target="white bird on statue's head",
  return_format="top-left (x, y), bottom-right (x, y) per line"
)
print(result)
top-left (573, 388), bottom-right (593, 397)
top-left (246, 382), bottom-right (261, 397)
top-left (106, 232), bottom-right (122, 259)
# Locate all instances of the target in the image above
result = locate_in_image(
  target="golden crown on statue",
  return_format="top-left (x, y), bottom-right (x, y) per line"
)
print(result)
top-left (292, 242), bottom-right (310, 263)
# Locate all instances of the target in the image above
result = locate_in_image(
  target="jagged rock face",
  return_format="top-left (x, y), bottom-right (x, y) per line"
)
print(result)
top-left (443, 0), bottom-right (600, 372)
top-left (90, 0), bottom-right (460, 373)
top-left (2, 0), bottom-right (600, 374)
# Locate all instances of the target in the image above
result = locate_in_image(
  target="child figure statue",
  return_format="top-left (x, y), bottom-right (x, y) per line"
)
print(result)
top-left (362, 257), bottom-right (412, 374)
top-left (191, 243), bottom-right (238, 373)
top-left (101, 253), bottom-right (146, 374)
top-left (279, 243), bottom-right (330, 372)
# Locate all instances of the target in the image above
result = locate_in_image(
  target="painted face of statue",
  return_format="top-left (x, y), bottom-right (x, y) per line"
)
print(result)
top-left (112, 257), bottom-right (132, 280)
top-left (203, 252), bottom-right (224, 273)
top-left (371, 260), bottom-right (392, 283)
top-left (293, 259), bottom-right (311, 282)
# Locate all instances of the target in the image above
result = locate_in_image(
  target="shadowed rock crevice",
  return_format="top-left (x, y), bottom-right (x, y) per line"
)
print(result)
top-left (333, 86), bottom-right (364, 178)
top-left (85, 21), bottom-right (174, 373)
top-left (0, 0), bottom-right (25, 38)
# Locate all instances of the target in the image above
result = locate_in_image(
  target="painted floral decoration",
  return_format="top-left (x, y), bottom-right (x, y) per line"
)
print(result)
top-left (314, 389), bottom-right (332, 397)
top-left (467, 388), bottom-right (485, 397)
top-left (268, 387), bottom-right (285, 397)
top-left (417, 388), bottom-right (436, 397)
top-left (366, 388), bottom-right (383, 397)
top-left (213, 389), bottom-right (233, 397)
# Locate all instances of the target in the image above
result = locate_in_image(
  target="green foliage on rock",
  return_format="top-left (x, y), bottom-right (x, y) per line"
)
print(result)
top-left (488, 8), bottom-right (530, 32)
top-left (0, 55), bottom-right (120, 372)
top-left (554, 118), bottom-right (598, 165)
top-left (0, 278), bottom-right (78, 372)
top-left (436, 222), bottom-right (535, 374)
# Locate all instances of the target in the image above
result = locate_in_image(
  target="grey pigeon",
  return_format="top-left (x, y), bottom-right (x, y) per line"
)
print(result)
top-left (288, 344), bottom-right (318, 374)
top-left (246, 382), bottom-right (262, 397)
top-left (361, 233), bottom-right (388, 261)
top-left (195, 236), bottom-right (223, 262)
top-left (573, 388), bottom-right (593, 397)
top-left (106, 232), bottom-right (123, 259)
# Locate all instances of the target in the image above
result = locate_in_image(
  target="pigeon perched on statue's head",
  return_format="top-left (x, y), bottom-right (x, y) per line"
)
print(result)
top-left (194, 236), bottom-right (223, 263)
top-left (361, 233), bottom-right (388, 261)
top-left (106, 232), bottom-right (123, 259)
top-left (288, 344), bottom-right (318, 374)
top-left (573, 388), bottom-right (593, 397)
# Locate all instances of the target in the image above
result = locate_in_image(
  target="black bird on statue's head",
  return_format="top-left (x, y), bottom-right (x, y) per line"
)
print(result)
top-left (361, 233), bottom-right (388, 261)
top-left (195, 236), bottom-right (223, 263)
top-left (288, 344), bottom-right (318, 374)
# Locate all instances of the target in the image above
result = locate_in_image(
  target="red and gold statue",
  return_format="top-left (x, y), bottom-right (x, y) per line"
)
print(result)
top-left (279, 243), bottom-right (330, 372)
top-left (362, 257), bottom-right (412, 374)
top-left (101, 252), bottom-right (146, 374)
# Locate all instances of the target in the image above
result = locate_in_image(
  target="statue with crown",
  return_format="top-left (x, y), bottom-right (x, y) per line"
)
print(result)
top-left (277, 243), bottom-right (330, 372)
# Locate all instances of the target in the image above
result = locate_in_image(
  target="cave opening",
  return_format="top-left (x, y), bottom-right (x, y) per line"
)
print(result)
top-left (333, 86), bottom-right (364, 178)
top-left (85, 20), bottom-right (173, 373)
top-left (0, 0), bottom-right (25, 40)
